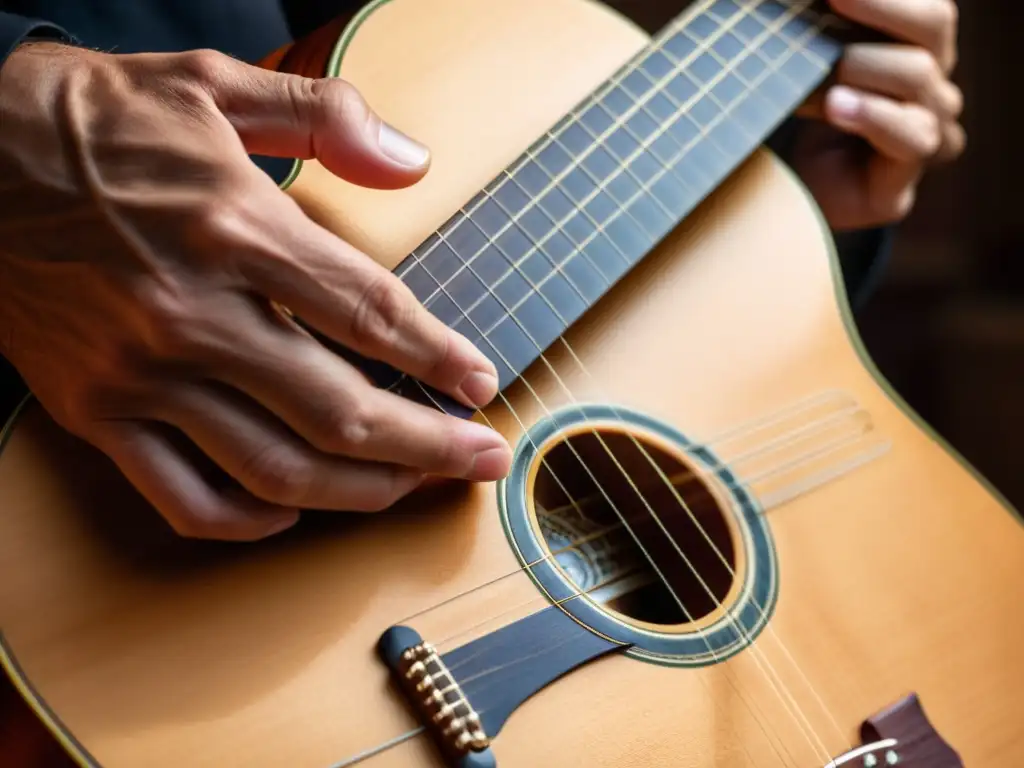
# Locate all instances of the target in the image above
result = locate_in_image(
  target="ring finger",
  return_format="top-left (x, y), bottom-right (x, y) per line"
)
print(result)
top-left (204, 313), bottom-right (511, 480)
top-left (145, 382), bottom-right (426, 511)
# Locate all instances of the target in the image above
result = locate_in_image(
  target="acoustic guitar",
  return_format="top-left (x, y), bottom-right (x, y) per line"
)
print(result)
top-left (2, 0), bottom-right (1021, 766)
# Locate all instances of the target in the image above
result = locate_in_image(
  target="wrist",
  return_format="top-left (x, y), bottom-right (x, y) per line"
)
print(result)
top-left (0, 14), bottom-right (74, 72)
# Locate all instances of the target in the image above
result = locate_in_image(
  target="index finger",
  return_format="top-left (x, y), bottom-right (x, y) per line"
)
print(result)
top-left (829, 0), bottom-right (958, 73)
top-left (241, 199), bottom-right (500, 411)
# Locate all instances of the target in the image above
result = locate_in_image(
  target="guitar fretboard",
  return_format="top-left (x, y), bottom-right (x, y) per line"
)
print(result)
top-left (303, 0), bottom-right (845, 413)
top-left (388, 0), bottom-right (842, 392)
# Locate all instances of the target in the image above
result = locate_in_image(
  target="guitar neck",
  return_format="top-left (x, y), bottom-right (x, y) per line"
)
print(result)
top-left (311, 0), bottom-right (845, 415)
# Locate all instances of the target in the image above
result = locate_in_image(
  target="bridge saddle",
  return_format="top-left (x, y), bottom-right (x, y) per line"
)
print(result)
top-left (378, 625), bottom-right (496, 768)
top-left (399, 640), bottom-right (490, 754)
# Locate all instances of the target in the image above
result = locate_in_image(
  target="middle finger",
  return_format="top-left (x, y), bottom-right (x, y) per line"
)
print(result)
top-left (211, 316), bottom-right (512, 481)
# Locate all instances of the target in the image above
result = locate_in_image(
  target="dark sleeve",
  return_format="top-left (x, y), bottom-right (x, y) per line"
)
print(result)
top-left (0, 13), bottom-right (73, 68)
top-left (766, 115), bottom-right (895, 310)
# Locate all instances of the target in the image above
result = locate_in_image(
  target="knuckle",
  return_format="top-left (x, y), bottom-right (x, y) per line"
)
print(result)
top-left (919, 111), bottom-right (943, 156)
top-left (239, 443), bottom-right (315, 505)
top-left (326, 401), bottom-right (377, 455)
top-left (936, 0), bottom-right (958, 31)
top-left (178, 49), bottom-right (231, 86)
top-left (357, 472), bottom-right (412, 512)
top-left (946, 84), bottom-right (965, 118)
top-left (319, 78), bottom-right (368, 125)
top-left (909, 50), bottom-right (942, 96)
top-left (195, 194), bottom-right (255, 243)
top-left (877, 187), bottom-right (917, 223)
top-left (891, 193), bottom-right (915, 221)
top-left (422, 328), bottom-right (455, 383)
top-left (349, 273), bottom-right (414, 351)
top-left (288, 77), bottom-right (366, 139)
top-left (129, 279), bottom-right (200, 359)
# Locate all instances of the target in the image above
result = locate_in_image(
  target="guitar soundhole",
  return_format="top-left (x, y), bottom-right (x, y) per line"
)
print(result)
top-left (532, 428), bottom-right (738, 628)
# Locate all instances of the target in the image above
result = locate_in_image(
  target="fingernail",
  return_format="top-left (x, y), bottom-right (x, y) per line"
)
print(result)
top-left (378, 122), bottom-right (430, 168)
top-left (459, 370), bottom-right (499, 408)
top-left (264, 514), bottom-right (300, 537)
top-left (463, 423), bottom-right (511, 480)
top-left (827, 86), bottom-right (862, 125)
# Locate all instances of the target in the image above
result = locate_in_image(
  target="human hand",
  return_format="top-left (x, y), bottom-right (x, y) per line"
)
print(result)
top-left (792, 0), bottom-right (965, 230)
top-left (0, 43), bottom-right (512, 541)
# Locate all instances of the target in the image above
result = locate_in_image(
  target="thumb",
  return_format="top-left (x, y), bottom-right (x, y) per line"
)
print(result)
top-left (203, 56), bottom-right (431, 190)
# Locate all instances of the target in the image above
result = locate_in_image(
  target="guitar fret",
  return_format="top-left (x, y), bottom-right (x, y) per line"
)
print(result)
top-left (710, 0), bottom-right (743, 18)
top-left (381, 0), bottom-right (842, 391)
top-left (687, 12), bottom-right (722, 40)
top-left (569, 112), bottom-right (677, 226)
top-left (780, 12), bottom-right (819, 46)
top-left (484, 313), bottom-right (537, 382)
top-left (733, 11), bottom-right (769, 44)
top-left (753, 0), bottom-right (786, 21)
top-left (640, 49), bottom-right (677, 82)
top-left (513, 161), bottom-right (637, 285)
top-left (418, 239), bottom-right (463, 285)
top-left (711, 29), bottom-right (746, 60)
top-left (448, 211), bottom-right (596, 382)
top-left (712, 71), bottom-right (749, 108)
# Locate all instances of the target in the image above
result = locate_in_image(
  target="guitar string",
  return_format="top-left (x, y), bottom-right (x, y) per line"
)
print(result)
top-left (408, 363), bottom-right (795, 768)
top-left (410, 383), bottom-right (794, 768)
top-left (392, 391), bottom-right (869, 632)
top-left (361, 392), bottom-right (879, 766)
top-left (418, 397), bottom-right (875, 648)
top-left (412, 0), bottom-right (825, 341)
top-left (604, 4), bottom-right (854, 753)
top-left (389, 0), bottom-right (782, 627)
top-left (339, 3), bottom-right (843, 765)
top-left (473, 0), bottom-right (837, 528)
top-left (332, 3), bottom-right (844, 765)
top-left (537, 405), bottom-right (875, 521)
top-left (431, 0), bottom-right (845, 758)
top-left (394, 0), bottom-right (767, 306)
top-left (386, 8), bottom-right (839, 764)
top-left (385, 0), bottom-right (839, 659)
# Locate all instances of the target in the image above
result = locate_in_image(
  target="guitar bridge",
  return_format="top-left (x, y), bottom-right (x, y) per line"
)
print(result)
top-left (378, 626), bottom-right (496, 768)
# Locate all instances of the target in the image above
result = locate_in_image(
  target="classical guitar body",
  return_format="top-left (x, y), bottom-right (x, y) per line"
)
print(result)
top-left (2, 0), bottom-right (1023, 766)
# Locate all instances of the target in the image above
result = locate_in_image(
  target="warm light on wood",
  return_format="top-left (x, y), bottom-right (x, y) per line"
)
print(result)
top-left (2, 1), bottom-right (1022, 766)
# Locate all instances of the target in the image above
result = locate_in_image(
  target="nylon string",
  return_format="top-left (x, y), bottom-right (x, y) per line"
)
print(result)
top-left (410, 5), bottom-right (839, 764)
top-left (337, 1), bottom-right (850, 765)
top-left (411, 3), bottom-right (830, 764)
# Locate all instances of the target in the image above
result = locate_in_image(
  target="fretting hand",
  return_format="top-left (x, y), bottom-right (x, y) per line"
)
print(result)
top-left (0, 43), bottom-right (512, 541)
top-left (792, 0), bottom-right (965, 230)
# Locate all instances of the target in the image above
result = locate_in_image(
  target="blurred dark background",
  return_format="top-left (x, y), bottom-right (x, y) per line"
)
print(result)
top-left (613, 0), bottom-right (1024, 508)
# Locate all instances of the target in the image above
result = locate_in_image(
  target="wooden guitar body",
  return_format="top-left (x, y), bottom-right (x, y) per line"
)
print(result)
top-left (2, 0), bottom-right (1023, 766)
